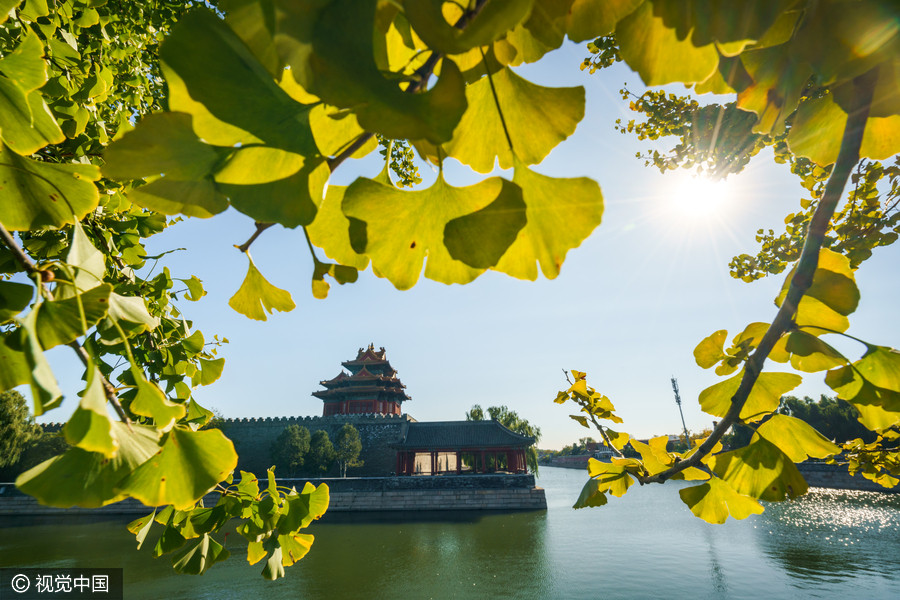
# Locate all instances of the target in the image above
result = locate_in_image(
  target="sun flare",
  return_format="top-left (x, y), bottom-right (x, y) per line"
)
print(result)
top-left (669, 174), bottom-right (735, 219)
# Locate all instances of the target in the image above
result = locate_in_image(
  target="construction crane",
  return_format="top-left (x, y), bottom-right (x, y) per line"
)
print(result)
top-left (671, 377), bottom-right (690, 444)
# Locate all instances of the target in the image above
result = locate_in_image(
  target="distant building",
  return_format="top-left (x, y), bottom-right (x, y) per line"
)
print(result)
top-left (313, 345), bottom-right (411, 416)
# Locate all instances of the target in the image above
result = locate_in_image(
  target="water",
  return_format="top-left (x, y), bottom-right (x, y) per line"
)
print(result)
top-left (1, 467), bottom-right (899, 599)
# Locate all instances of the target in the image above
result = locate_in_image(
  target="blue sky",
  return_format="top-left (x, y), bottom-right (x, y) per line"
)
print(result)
top-left (40, 41), bottom-right (900, 450)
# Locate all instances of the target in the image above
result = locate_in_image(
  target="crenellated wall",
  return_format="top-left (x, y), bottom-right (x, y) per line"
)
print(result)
top-left (202, 414), bottom-right (411, 476)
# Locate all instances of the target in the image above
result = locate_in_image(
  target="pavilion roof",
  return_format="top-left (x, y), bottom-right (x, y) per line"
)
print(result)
top-left (393, 420), bottom-right (535, 450)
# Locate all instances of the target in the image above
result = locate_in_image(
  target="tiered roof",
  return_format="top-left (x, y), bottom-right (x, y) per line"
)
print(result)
top-left (312, 344), bottom-right (411, 404)
top-left (393, 420), bottom-right (535, 450)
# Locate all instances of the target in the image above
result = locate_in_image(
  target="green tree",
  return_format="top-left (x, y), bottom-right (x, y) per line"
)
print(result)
top-left (334, 423), bottom-right (363, 478)
top-left (271, 424), bottom-right (311, 478)
top-left (308, 430), bottom-right (336, 475)
top-left (466, 404), bottom-right (542, 474)
top-left (0, 390), bottom-right (39, 468)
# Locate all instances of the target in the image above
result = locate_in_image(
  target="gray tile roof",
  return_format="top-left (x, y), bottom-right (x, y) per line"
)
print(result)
top-left (394, 420), bottom-right (534, 450)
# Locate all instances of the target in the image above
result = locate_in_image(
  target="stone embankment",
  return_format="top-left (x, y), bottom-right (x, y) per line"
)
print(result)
top-left (0, 474), bottom-right (547, 516)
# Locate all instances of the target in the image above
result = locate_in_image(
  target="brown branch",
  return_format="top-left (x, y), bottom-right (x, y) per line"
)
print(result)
top-left (235, 222), bottom-right (274, 253)
top-left (641, 70), bottom-right (878, 485)
top-left (0, 221), bottom-right (132, 425)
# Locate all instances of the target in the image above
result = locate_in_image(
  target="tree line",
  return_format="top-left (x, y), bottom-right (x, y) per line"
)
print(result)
top-left (270, 423), bottom-right (363, 478)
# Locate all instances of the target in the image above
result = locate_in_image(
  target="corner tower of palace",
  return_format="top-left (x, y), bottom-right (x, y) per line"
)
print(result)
top-left (312, 344), bottom-right (411, 416)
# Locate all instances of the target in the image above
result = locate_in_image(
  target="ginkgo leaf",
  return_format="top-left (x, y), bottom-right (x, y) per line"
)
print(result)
top-left (0, 143), bottom-right (100, 231)
top-left (737, 44), bottom-right (813, 135)
top-left (198, 357), bottom-right (225, 386)
top-left (679, 477), bottom-right (764, 524)
top-left (276, 532), bottom-right (314, 567)
top-left (565, 0), bottom-right (643, 43)
top-left (788, 93), bottom-right (900, 166)
top-left (19, 309), bottom-right (62, 416)
top-left (855, 345), bottom-right (900, 393)
top-left (698, 370), bottom-right (802, 422)
top-left (573, 477), bottom-right (609, 509)
top-left (775, 248), bottom-right (859, 332)
top-left (128, 179), bottom-right (229, 219)
top-left (652, 0), bottom-right (794, 48)
top-left (102, 112), bottom-right (222, 182)
top-left (278, 483), bottom-right (330, 533)
top-left (67, 221), bottom-right (107, 293)
top-left (492, 163), bottom-right (603, 280)
top-left (298, 0), bottom-right (467, 144)
top-left (0, 281), bottom-right (33, 322)
top-left (161, 9), bottom-right (318, 156)
top-left (343, 173), bottom-right (525, 289)
top-left (786, 330), bottom-right (847, 373)
top-left (229, 255), bottom-right (296, 321)
top-left (0, 75), bottom-right (64, 155)
top-left (616, 1), bottom-right (719, 86)
top-left (710, 435), bottom-right (808, 502)
top-left (172, 534), bottom-right (230, 575)
top-left (756, 414), bottom-right (840, 462)
top-left (443, 68), bottom-right (585, 172)
top-left (826, 365), bottom-right (900, 431)
top-left (16, 423), bottom-right (161, 508)
top-left (35, 284), bottom-right (111, 349)
top-left (63, 364), bottom-right (117, 457)
top-left (117, 427), bottom-right (238, 510)
top-left (306, 184), bottom-right (370, 270)
top-left (403, 0), bottom-right (533, 55)
top-left (309, 104), bottom-right (377, 158)
top-left (130, 366), bottom-right (185, 431)
top-left (0, 29), bottom-right (48, 91)
top-left (585, 459), bottom-right (633, 497)
top-left (694, 329), bottom-right (727, 369)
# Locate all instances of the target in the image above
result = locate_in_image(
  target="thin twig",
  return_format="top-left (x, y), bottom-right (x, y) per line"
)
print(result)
top-left (640, 70), bottom-right (878, 485)
top-left (236, 222), bottom-right (274, 253)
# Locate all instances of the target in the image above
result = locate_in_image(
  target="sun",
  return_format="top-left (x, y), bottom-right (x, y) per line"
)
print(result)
top-left (669, 173), bottom-right (735, 219)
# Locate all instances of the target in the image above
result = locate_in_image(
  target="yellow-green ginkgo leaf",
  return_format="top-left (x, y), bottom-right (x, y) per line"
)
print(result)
top-left (198, 357), bottom-right (225, 386)
top-left (302, 0), bottom-right (467, 145)
top-left (492, 163), bottom-right (603, 280)
top-left (616, 1), bottom-right (719, 86)
top-left (0, 29), bottom-right (48, 92)
top-left (276, 532), bottom-right (314, 567)
top-left (586, 458), bottom-right (634, 497)
top-left (343, 173), bottom-right (524, 289)
top-left (710, 435), bottom-right (808, 502)
top-left (0, 281), bottom-right (33, 323)
top-left (219, 158), bottom-right (329, 229)
top-left (309, 104), bottom-right (377, 158)
top-left (651, 0), bottom-right (795, 48)
top-left (678, 477), bottom-right (764, 524)
top-left (825, 365), bottom-right (900, 431)
top-left (16, 422), bottom-right (161, 508)
top-left (629, 438), bottom-right (671, 475)
top-left (573, 477), bottom-right (609, 509)
top-left (443, 67), bottom-right (585, 172)
top-left (775, 248), bottom-right (859, 332)
top-left (694, 329), bottom-right (727, 369)
top-left (63, 364), bottom-right (117, 457)
top-left (0, 74), bottom-right (64, 155)
top-left (699, 370), bottom-right (802, 422)
top-left (855, 345), bottom-right (900, 393)
top-left (128, 179), bottom-right (229, 219)
top-left (756, 414), bottom-right (840, 462)
top-left (0, 143), bottom-right (100, 231)
top-left (565, 0), bottom-right (644, 43)
top-left (161, 61), bottom-right (264, 148)
top-left (35, 284), bottom-right (112, 349)
top-left (306, 184), bottom-right (370, 270)
top-left (19, 308), bottom-right (62, 416)
top-left (130, 366), bottom-right (186, 431)
top-left (160, 9), bottom-right (318, 155)
top-left (785, 330), bottom-right (847, 373)
top-left (787, 93), bottom-right (900, 166)
top-left (117, 427), bottom-right (238, 510)
top-left (229, 255), bottom-right (296, 321)
top-left (403, 0), bottom-right (533, 55)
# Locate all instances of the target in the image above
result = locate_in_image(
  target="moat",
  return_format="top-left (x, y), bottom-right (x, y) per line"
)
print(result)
top-left (2, 467), bottom-right (899, 599)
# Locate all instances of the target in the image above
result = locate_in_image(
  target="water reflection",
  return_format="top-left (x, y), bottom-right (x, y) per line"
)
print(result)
top-left (1, 472), bottom-right (899, 598)
top-left (755, 488), bottom-right (900, 593)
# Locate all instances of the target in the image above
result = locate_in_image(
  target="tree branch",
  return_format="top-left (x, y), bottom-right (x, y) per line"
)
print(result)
top-left (0, 222), bottom-right (132, 425)
top-left (640, 71), bottom-right (877, 484)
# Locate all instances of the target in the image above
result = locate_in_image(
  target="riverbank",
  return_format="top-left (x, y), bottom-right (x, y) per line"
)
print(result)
top-left (543, 457), bottom-right (898, 493)
top-left (0, 474), bottom-right (547, 516)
